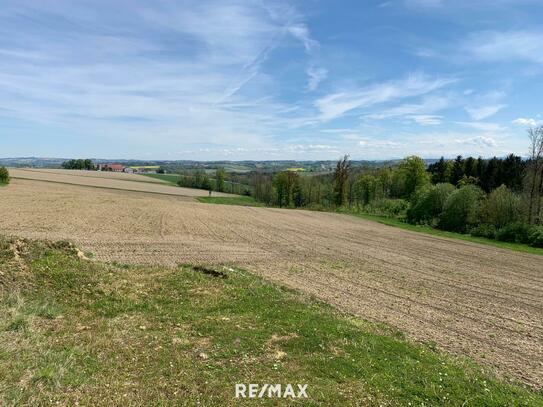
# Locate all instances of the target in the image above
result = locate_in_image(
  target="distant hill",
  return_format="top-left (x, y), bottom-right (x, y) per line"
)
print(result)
top-left (0, 157), bottom-right (442, 172)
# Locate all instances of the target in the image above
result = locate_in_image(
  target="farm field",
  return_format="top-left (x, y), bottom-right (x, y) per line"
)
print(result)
top-left (0, 178), bottom-right (542, 389)
top-left (13, 168), bottom-right (170, 183)
top-left (8, 168), bottom-right (234, 198)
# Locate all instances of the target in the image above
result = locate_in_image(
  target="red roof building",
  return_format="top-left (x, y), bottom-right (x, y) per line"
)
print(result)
top-left (99, 163), bottom-right (124, 172)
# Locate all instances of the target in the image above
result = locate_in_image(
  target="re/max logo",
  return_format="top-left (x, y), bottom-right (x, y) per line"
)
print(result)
top-left (235, 383), bottom-right (308, 399)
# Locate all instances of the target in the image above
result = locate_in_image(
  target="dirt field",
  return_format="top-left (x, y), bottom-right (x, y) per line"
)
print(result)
top-left (12, 168), bottom-right (170, 183)
top-left (1, 178), bottom-right (542, 387)
top-left (9, 168), bottom-right (233, 197)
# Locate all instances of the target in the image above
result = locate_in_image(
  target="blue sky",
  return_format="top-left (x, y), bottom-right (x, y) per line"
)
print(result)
top-left (1, 0), bottom-right (542, 160)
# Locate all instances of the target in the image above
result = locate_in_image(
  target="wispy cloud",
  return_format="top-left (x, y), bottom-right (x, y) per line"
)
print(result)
top-left (465, 104), bottom-right (506, 120)
top-left (306, 66), bottom-right (328, 91)
top-left (315, 73), bottom-right (455, 121)
top-left (463, 30), bottom-right (543, 65)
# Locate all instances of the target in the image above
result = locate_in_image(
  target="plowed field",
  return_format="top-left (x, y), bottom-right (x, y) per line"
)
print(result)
top-left (9, 168), bottom-right (233, 197)
top-left (1, 178), bottom-right (541, 387)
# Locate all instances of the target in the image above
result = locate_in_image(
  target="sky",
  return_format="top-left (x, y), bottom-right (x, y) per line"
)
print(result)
top-left (1, 0), bottom-right (543, 160)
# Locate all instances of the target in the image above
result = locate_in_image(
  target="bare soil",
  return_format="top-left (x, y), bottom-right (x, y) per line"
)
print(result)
top-left (12, 168), bottom-right (169, 183)
top-left (1, 178), bottom-right (542, 387)
top-left (9, 168), bottom-right (234, 197)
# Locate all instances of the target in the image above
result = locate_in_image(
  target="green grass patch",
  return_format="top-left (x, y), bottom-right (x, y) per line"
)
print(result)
top-left (142, 173), bottom-right (181, 185)
top-left (346, 211), bottom-right (543, 256)
top-left (197, 195), bottom-right (264, 207)
top-left (0, 237), bottom-right (541, 405)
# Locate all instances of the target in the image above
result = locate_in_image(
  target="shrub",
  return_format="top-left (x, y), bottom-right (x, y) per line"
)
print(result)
top-left (365, 198), bottom-right (408, 217)
top-left (495, 222), bottom-right (535, 244)
top-left (481, 185), bottom-right (521, 229)
top-left (528, 227), bottom-right (543, 248)
top-left (0, 166), bottom-right (9, 184)
top-left (469, 224), bottom-right (497, 239)
top-left (438, 185), bottom-right (485, 233)
top-left (407, 183), bottom-right (455, 224)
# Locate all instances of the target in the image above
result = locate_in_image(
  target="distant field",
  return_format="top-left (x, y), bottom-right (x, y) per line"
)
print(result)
top-left (1, 238), bottom-right (540, 405)
top-left (9, 168), bottom-right (235, 198)
top-left (1, 178), bottom-right (542, 388)
top-left (14, 168), bottom-right (169, 183)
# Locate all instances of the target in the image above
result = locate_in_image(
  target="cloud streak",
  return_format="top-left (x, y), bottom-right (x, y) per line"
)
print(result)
top-left (315, 73), bottom-right (455, 121)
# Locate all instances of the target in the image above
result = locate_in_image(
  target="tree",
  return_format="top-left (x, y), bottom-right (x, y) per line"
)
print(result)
top-left (500, 154), bottom-right (524, 192)
top-left (438, 185), bottom-right (485, 233)
top-left (396, 156), bottom-right (429, 199)
top-left (428, 157), bottom-right (448, 184)
top-left (201, 173), bottom-right (212, 191)
top-left (481, 157), bottom-right (499, 192)
top-left (458, 175), bottom-right (479, 187)
top-left (333, 155), bottom-right (350, 207)
top-left (464, 157), bottom-right (476, 177)
top-left (215, 168), bottom-right (226, 192)
top-left (354, 174), bottom-right (378, 206)
top-left (61, 159), bottom-right (94, 170)
top-left (451, 155), bottom-right (464, 186)
top-left (525, 126), bottom-right (543, 224)
top-left (481, 185), bottom-right (521, 229)
top-left (273, 171), bottom-right (301, 207)
top-left (407, 183), bottom-right (455, 224)
top-left (0, 166), bottom-right (9, 184)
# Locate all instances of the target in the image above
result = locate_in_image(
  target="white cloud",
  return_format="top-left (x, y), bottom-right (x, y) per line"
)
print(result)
top-left (455, 135), bottom-right (497, 147)
top-left (315, 73), bottom-right (455, 121)
top-left (410, 115), bottom-right (442, 125)
top-left (512, 117), bottom-right (539, 127)
top-left (287, 25), bottom-right (319, 53)
top-left (306, 67), bottom-right (328, 91)
top-left (465, 104), bottom-right (506, 120)
top-left (464, 30), bottom-right (543, 64)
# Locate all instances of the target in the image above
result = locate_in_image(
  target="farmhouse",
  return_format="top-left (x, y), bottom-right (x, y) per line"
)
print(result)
top-left (97, 163), bottom-right (125, 172)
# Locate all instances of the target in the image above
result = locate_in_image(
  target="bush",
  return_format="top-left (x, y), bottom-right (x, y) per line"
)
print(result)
top-left (469, 224), bottom-right (497, 239)
top-left (528, 227), bottom-right (543, 248)
top-left (407, 183), bottom-right (455, 224)
top-left (495, 222), bottom-right (535, 244)
top-left (438, 185), bottom-right (485, 233)
top-left (365, 198), bottom-right (408, 217)
top-left (0, 166), bottom-right (9, 184)
top-left (481, 185), bottom-right (521, 229)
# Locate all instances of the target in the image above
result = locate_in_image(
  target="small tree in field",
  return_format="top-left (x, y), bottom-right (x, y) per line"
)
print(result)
top-left (215, 168), bottom-right (226, 192)
top-left (0, 166), bottom-right (9, 184)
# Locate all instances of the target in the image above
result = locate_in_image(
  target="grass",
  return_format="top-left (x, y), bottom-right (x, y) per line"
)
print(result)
top-left (143, 173), bottom-right (181, 185)
top-left (345, 211), bottom-right (543, 256)
top-left (1, 238), bottom-right (542, 406)
top-left (197, 195), bottom-right (264, 207)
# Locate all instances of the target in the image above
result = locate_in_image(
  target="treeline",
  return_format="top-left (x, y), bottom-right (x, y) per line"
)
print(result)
top-left (177, 168), bottom-right (251, 195)
top-left (246, 127), bottom-right (543, 248)
top-left (61, 159), bottom-right (94, 170)
top-left (427, 154), bottom-right (524, 192)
